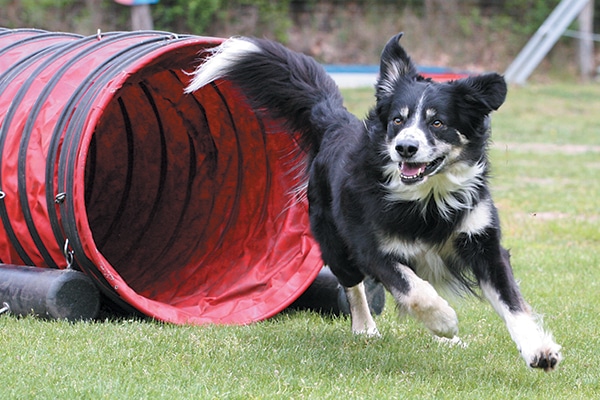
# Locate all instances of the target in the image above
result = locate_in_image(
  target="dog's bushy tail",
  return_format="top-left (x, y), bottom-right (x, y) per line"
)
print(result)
top-left (186, 37), bottom-right (356, 156)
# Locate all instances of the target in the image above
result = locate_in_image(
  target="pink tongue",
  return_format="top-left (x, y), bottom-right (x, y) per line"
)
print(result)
top-left (401, 162), bottom-right (426, 176)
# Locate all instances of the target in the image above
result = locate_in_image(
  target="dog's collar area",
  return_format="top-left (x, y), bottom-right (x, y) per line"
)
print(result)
top-left (399, 156), bottom-right (445, 184)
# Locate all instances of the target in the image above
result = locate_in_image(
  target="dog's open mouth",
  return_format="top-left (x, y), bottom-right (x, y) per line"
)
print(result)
top-left (399, 157), bottom-right (444, 184)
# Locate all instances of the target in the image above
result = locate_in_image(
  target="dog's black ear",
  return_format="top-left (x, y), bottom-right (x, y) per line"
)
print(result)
top-left (452, 73), bottom-right (507, 114)
top-left (376, 32), bottom-right (418, 96)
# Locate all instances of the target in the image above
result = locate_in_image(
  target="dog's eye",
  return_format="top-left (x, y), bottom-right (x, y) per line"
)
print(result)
top-left (431, 120), bottom-right (444, 128)
top-left (392, 117), bottom-right (404, 126)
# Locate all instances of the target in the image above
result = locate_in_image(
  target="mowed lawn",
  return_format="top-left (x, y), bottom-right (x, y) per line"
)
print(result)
top-left (1, 83), bottom-right (599, 399)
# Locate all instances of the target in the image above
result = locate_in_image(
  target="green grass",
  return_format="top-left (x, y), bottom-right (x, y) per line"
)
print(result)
top-left (2, 83), bottom-right (600, 398)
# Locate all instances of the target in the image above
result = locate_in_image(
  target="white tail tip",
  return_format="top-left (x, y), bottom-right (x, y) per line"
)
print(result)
top-left (185, 37), bottom-right (261, 93)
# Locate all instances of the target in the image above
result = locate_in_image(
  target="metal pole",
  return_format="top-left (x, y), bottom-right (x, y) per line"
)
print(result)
top-left (131, 4), bottom-right (154, 31)
top-left (578, 0), bottom-right (595, 80)
top-left (504, 0), bottom-right (590, 84)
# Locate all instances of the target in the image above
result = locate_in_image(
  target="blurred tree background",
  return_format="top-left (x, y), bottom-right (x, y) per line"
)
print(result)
top-left (0, 0), bottom-right (598, 75)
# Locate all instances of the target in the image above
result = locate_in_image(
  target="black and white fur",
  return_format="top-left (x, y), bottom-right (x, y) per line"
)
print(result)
top-left (186, 33), bottom-right (561, 371)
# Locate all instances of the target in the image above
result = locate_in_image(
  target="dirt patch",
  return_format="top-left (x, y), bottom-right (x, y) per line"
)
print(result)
top-left (492, 142), bottom-right (600, 155)
top-left (512, 212), bottom-right (599, 223)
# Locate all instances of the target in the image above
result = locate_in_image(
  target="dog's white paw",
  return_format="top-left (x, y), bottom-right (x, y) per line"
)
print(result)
top-left (347, 282), bottom-right (380, 338)
top-left (395, 265), bottom-right (458, 339)
top-left (353, 325), bottom-right (381, 338)
top-left (522, 337), bottom-right (562, 372)
top-left (351, 315), bottom-right (381, 337)
top-left (410, 294), bottom-right (459, 339)
top-left (495, 307), bottom-right (562, 372)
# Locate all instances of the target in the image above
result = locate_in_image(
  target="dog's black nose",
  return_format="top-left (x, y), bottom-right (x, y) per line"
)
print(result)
top-left (395, 139), bottom-right (419, 158)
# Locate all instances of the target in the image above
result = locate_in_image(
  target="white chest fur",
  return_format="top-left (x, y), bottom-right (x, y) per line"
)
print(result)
top-left (377, 199), bottom-right (493, 295)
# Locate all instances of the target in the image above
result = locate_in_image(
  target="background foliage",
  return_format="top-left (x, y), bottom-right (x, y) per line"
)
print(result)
top-left (1, 0), bottom-right (598, 73)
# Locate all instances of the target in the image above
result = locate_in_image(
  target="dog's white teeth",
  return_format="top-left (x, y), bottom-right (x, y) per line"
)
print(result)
top-left (400, 162), bottom-right (426, 178)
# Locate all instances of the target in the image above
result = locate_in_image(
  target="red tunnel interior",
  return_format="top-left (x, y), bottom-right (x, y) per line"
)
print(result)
top-left (0, 30), bottom-right (323, 325)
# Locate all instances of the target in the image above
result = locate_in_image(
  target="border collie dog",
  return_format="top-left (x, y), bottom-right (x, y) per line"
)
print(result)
top-left (187, 33), bottom-right (561, 371)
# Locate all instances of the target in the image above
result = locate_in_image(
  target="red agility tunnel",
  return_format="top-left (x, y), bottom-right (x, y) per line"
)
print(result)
top-left (0, 28), bottom-right (323, 324)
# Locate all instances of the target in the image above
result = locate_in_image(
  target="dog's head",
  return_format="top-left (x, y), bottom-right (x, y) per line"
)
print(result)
top-left (372, 33), bottom-right (507, 196)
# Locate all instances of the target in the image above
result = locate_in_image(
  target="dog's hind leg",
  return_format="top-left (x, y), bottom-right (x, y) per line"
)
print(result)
top-left (307, 170), bottom-right (382, 336)
top-left (345, 282), bottom-right (380, 336)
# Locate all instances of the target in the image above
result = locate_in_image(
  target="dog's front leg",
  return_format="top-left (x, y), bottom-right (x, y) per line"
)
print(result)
top-left (480, 280), bottom-right (562, 371)
top-left (463, 235), bottom-right (562, 371)
top-left (389, 264), bottom-right (459, 339)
